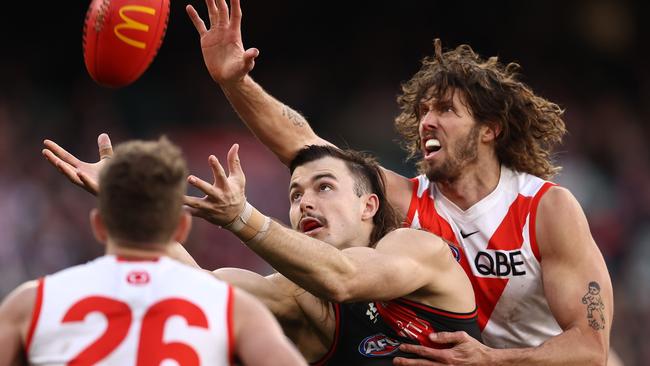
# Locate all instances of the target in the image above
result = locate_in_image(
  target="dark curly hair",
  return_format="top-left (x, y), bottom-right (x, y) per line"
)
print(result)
top-left (395, 39), bottom-right (566, 179)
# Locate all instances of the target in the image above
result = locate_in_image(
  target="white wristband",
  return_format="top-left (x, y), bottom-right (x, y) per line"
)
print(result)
top-left (223, 202), bottom-right (271, 243)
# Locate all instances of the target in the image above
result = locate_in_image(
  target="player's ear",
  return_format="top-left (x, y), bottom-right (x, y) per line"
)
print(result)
top-left (90, 209), bottom-right (108, 244)
top-left (361, 193), bottom-right (379, 221)
top-left (481, 122), bottom-right (501, 143)
top-left (173, 211), bottom-right (192, 244)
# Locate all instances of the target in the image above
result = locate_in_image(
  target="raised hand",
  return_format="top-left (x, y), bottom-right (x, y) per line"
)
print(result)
top-left (184, 144), bottom-right (247, 226)
top-left (42, 133), bottom-right (113, 195)
top-left (186, 0), bottom-right (259, 85)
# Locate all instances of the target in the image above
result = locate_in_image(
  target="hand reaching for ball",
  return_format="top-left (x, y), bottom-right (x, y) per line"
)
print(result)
top-left (186, 0), bottom-right (259, 86)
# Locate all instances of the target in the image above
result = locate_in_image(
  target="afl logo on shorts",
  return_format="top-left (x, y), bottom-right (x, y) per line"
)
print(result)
top-left (448, 244), bottom-right (461, 262)
top-left (126, 270), bottom-right (150, 285)
top-left (358, 333), bottom-right (401, 357)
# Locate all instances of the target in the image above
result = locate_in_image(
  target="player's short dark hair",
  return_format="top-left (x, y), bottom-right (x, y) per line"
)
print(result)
top-left (98, 137), bottom-right (188, 245)
top-left (290, 145), bottom-right (400, 246)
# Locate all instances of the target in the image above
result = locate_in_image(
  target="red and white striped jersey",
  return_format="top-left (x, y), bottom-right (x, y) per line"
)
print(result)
top-left (26, 255), bottom-right (234, 365)
top-left (405, 166), bottom-right (562, 348)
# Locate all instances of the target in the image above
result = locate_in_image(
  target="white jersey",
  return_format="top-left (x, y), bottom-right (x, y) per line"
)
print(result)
top-left (406, 166), bottom-right (562, 348)
top-left (26, 255), bottom-right (233, 365)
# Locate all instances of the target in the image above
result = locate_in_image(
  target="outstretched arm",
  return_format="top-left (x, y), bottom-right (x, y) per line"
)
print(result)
top-left (249, 225), bottom-right (453, 303)
top-left (186, 0), bottom-right (329, 165)
top-left (185, 147), bottom-right (449, 303)
top-left (187, 0), bottom-right (414, 213)
top-left (394, 187), bottom-right (613, 366)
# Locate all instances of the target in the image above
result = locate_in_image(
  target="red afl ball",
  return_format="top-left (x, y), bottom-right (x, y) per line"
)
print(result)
top-left (83, 0), bottom-right (170, 88)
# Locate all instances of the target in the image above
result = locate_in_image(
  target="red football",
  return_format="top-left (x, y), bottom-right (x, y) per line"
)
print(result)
top-left (83, 0), bottom-right (170, 88)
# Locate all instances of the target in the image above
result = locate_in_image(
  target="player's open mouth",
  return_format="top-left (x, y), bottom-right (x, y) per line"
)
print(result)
top-left (300, 218), bottom-right (324, 235)
top-left (423, 138), bottom-right (442, 158)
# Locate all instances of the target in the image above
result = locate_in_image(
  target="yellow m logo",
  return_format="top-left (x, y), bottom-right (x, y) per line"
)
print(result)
top-left (113, 5), bottom-right (156, 49)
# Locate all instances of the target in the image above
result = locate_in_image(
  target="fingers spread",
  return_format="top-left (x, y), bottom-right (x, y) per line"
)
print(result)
top-left (43, 139), bottom-right (80, 166)
top-left (216, 0), bottom-right (230, 26)
top-left (186, 5), bottom-right (208, 35)
top-left (42, 148), bottom-right (62, 167)
top-left (209, 155), bottom-right (229, 188)
top-left (188, 175), bottom-right (219, 197)
top-left (226, 144), bottom-right (244, 180)
top-left (77, 170), bottom-right (99, 195)
top-left (43, 149), bottom-right (82, 185)
top-left (183, 197), bottom-right (212, 219)
top-left (184, 195), bottom-right (204, 209)
top-left (230, 0), bottom-right (242, 25)
top-left (203, 0), bottom-right (219, 26)
top-left (59, 162), bottom-right (83, 186)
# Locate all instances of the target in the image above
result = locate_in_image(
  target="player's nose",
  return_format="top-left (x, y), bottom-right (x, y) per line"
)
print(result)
top-left (420, 112), bottom-right (439, 131)
top-left (299, 191), bottom-right (316, 212)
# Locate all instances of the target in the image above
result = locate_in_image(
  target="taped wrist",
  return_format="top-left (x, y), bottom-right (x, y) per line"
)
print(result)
top-left (223, 202), bottom-right (271, 243)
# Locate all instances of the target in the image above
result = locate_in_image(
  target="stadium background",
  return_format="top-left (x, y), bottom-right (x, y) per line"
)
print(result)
top-left (0, 0), bottom-right (647, 363)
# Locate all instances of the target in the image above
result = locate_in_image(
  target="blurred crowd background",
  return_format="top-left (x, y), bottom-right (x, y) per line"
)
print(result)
top-left (0, 0), bottom-right (647, 363)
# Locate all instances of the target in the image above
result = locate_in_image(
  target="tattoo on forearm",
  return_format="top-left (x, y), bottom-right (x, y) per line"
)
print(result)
top-left (282, 105), bottom-right (306, 127)
top-left (581, 281), bottom-right (606, 330)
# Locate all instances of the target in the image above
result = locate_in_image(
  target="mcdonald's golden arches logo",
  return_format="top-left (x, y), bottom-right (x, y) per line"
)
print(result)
top-left (113, 5), bottom-right (156, 49)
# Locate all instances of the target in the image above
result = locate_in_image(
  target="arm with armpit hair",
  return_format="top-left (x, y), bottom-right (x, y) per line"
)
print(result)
top-left (394, 187), bottom-right (613, 366)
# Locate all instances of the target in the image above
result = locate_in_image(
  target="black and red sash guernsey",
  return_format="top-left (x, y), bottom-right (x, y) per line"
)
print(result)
top-left (312, 299), bottom-right (481, 365)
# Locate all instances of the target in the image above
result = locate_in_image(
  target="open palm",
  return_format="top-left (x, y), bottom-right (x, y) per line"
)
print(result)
top-left (184, 144), bottom-right (247, 227)
top-left (186, 0), bottom-right (259, 85)
top-left (42, 133), bottom-right (113, 195)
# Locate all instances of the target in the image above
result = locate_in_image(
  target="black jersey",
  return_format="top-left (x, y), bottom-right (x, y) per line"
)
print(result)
top-left (312, 298), bottom-right (481, 365)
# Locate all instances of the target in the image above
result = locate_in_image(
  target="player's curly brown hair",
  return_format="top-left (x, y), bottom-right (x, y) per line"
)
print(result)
top-left (395, 39), bottom-right (566, 179)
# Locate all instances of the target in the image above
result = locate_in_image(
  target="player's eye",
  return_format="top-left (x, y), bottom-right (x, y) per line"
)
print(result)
top-left (418, 103), bottom-right (429, 117)
top-left (319, 184), bottom-right (333, 192)
top-left (438, 104), bottom-right (454, 114)
top-left (290, 192), bottom-right (302, 202)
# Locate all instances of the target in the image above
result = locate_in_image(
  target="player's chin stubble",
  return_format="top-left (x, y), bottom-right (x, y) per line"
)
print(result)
top-left (424, 125), bottom-right (480, 183)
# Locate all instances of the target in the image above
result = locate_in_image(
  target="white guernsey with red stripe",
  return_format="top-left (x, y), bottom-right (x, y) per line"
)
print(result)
top-left (405, 166), bottom-right (562, 348)
top-left (26, 255), bottom-right (234, 365)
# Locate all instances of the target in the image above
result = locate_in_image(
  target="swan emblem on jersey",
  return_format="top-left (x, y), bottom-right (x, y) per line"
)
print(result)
top-left (358, 333), bottom-right (401, 357)
top-left (448, 243), bottom-right (461, 262)
top-left (126, 270), bottom-right (150, 285)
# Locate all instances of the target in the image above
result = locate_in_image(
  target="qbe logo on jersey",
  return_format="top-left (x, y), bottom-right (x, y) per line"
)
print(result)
top-left (358, 334), bottom-right (401, 357)
top-left (473, 249), bottom-right (527, 277)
